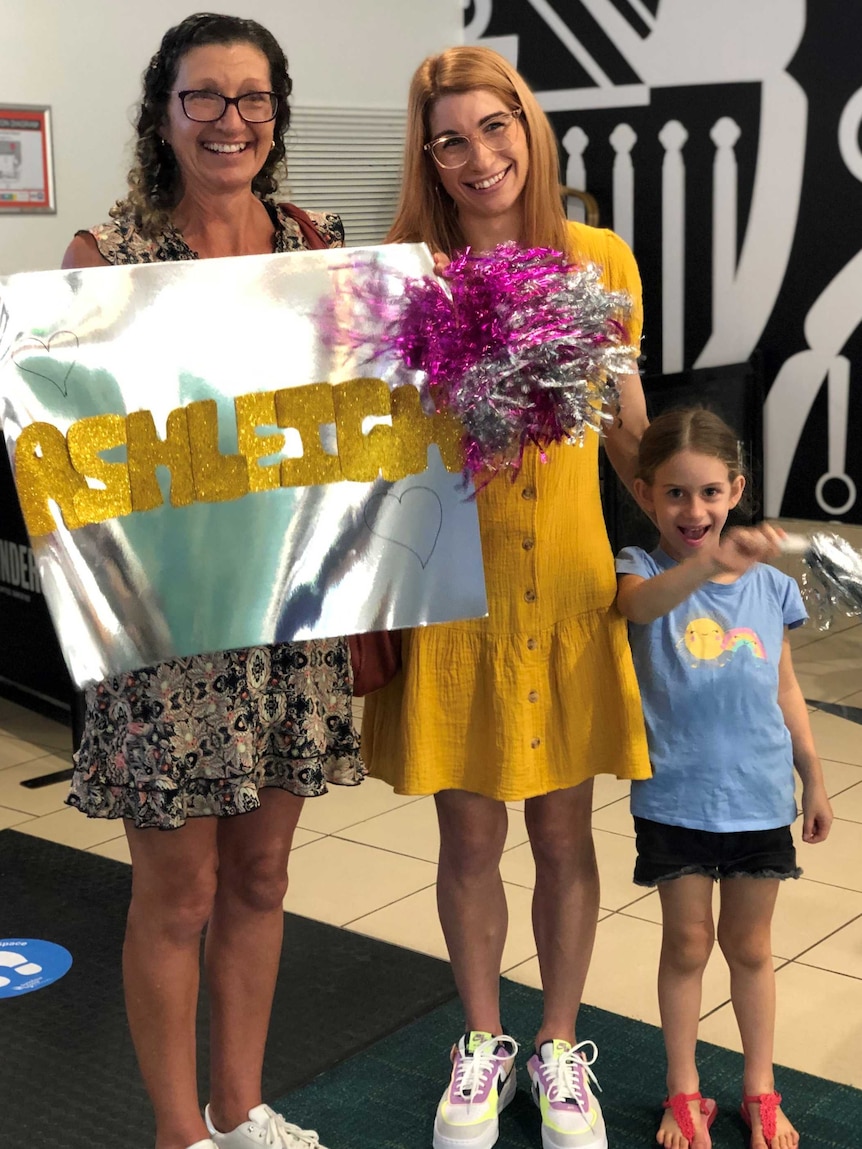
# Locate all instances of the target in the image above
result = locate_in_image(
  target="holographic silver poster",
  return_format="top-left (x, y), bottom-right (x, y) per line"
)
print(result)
top-left (0, 244), bottom-right (487, 686)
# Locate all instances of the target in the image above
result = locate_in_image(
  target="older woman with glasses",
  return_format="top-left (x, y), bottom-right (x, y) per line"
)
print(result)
top-left (361, 46), bottom-right (651, 1149)
top-left (61, 13), bottom-right (361, 1149)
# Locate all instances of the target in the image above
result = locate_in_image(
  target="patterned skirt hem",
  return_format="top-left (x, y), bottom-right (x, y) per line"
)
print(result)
top-left (67, 756), bottom-right (366, 830)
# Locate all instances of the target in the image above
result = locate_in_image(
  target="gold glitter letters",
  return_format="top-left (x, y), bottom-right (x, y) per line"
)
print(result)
top-left (16, 378), bottom-right (465, 535)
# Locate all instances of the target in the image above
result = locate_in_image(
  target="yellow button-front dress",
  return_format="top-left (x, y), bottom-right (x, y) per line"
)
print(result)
top-left (362, 222), bottom-right (651, 800)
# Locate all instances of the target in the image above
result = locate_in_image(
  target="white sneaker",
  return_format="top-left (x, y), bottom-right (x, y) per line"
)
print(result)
top-left (186, 1141), bottom-right (218, 1149)
top-left (527, 1039), bottom-right (607, 1149)
top-left (204, 1103), bottom-right (327, 1148)
top-left (433, 1031), bottom-right (519, 1149)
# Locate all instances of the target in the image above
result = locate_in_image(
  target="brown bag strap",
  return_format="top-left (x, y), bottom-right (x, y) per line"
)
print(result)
top-left (279, 202), bottom-right (329, 250)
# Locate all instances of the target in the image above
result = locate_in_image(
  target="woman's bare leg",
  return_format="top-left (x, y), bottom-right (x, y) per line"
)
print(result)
top-left (434, 789), bottom-right (509, 1033)
top-left (525, 782), bottom-right (599, 1046)
top-left (123, 817), bottom-right (219, 1149)
top-left (205, 788), bottom-right (304, 1133)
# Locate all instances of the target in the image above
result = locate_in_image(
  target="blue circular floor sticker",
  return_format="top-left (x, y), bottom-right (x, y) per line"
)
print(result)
top-left (0, 939), bottom-right (73, 998)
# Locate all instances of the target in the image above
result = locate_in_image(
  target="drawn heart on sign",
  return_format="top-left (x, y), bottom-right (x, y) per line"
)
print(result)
top-left (11, 330), bottom-right (79, 397)
top-left (363, 485), bottom-right (444, 569)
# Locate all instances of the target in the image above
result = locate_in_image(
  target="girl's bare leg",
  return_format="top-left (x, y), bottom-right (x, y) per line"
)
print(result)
top-left (656, 875), bottom-right (716, 1149)
top-left (718, 878), bottom-right (799, 1149)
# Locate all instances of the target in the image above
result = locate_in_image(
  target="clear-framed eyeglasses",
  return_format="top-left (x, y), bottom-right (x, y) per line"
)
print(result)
top-left (424, 108), bottom-right (523, 169)
top-left (176, 90), bottom-right (279, 124)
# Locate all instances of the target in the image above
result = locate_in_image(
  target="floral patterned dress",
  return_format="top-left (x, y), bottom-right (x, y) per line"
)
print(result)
top-left (67, 202), bottom-right (364, 830)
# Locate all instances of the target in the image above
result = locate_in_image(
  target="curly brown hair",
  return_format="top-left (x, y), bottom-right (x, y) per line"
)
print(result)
top-left (116, 12), bottom-right (293, 234)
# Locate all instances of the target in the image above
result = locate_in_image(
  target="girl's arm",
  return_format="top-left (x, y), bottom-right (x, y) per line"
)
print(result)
top-left (617, 555), bottom-right (718, 624)
top-left (777, 636), bottom-right (833, 844)
top-left (601, 372), bottom-right (648, 496)
top-left (617, 525), bottom-right (784, 624)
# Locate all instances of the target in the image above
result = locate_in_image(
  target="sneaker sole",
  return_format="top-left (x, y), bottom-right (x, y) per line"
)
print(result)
top-left (432, 1069), bottom-right (517, 1149)
top-left (540, 1129), bottom-right (608, 1149)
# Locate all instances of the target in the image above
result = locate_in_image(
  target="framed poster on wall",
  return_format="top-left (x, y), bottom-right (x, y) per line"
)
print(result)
top-left (0, 104), bottom-right (55, 213)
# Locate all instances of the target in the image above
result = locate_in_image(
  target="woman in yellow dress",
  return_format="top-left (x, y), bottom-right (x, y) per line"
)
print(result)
top-left (362, 47), bottom-right (650, 1149)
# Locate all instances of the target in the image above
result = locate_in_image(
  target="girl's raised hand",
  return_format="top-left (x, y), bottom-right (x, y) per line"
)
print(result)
top-left (714, 523), bottom-right (784, 576)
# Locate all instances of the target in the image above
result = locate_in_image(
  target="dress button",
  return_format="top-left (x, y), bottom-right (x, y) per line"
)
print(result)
top-left (524, 589), bottom-right (537, 603)
top-left (528, 690), bottom-right (539, 703)
top-left (531, 737), bottom-right (541, 749)
top-left (521, 486), bottom-right (536, 500)
top-left (522, 537), bottom-right (535, 550)
top-left (526, 637), bottom-right (537, 650)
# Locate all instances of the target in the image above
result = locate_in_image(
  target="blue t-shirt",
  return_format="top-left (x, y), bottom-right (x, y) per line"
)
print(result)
top-left (615, 546), bottom-right (807, 832)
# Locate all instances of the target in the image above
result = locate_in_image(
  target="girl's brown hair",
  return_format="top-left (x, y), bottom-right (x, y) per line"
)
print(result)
top-left (387, 46), bottom-right (570, 256)
top-left (636, 408), bottom-right (746, 487)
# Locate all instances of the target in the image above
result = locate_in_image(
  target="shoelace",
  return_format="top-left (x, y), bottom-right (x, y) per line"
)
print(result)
top-left (454, 1035), bottom-right (519, 1101)
top-left (545, 1039), bottom-right (602, 1109)
top-left (260, 1108), bottom-right (322, 1148)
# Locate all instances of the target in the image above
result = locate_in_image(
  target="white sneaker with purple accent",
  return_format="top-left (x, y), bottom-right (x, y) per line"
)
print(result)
top-left (432, 1030), bottom-right (519, 1149)
top-left (527, 1039), bottom-right (607, 1149)
top-left (204, 1103), bottom-right (325, 1148)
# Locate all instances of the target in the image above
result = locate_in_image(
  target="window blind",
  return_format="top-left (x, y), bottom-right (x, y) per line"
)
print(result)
top-left (284, 105), bottom-right (407, 247)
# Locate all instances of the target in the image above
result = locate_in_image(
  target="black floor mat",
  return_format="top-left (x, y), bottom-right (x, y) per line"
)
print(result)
top-left (0, 829), bottom-right (456, 1148)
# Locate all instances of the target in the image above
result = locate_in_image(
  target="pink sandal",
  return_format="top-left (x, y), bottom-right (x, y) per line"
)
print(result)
top-left (740, 1091), bottom-right (781, 1146)
top-left (662, 1092), bottom-right (718, 1146)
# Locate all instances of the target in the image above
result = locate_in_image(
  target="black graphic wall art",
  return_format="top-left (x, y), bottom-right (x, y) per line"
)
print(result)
top-left (466, 0), bottom-right (862, 523)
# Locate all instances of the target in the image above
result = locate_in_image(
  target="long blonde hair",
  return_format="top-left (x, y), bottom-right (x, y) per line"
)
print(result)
top-left (388, 46), bottom-right (570, 256)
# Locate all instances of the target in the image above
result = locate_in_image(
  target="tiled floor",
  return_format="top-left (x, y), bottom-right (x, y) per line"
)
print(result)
top-left (2, 521), bottom-right (862, 1090)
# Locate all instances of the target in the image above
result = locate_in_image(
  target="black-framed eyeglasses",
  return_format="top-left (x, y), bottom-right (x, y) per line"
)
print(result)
top-left (424, 108), bottom-right (523, 169)
top-left (176, 90), bottom-right (279, 124)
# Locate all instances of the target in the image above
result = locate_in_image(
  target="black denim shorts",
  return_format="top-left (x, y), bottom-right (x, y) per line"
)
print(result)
top-left (633, 816), bottom-right (801, 886)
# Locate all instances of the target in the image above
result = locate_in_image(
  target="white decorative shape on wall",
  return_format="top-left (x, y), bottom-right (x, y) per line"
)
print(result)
top-left (624, 0), bottom-right (658, 30)
top-left (610, 123), bottom-right (637, 248)
top-left (526, 0), bottom-right (613, 85)
top-left (659, 120), bottom-right (688, 374)
top-left (838, 85), bottom-right (862, 181)
top-left (764, 241), bottom-right (862, 517)
top-left (817, 358), bottom-right (856, 516)
top-left (539, 87), bottom-right (649, 112)
top-left (463, 0), bottom-right (520, 60)
top-left (597, 0), bottom-right (806, 88)
top-left (710, 116), bottom-right (741, 338)
top-left (463, 0), bottom-right (493, 39)
top-left (694, 75), bottom-right (807, 369)
top-left (562, 126), bottom-right (588, 222)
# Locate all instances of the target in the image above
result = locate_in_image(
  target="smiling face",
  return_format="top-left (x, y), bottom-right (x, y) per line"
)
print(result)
top-left (636, 448), bottom-right (745, 563)
top-left (162, 41), bottom-right (275, 202)
top-left (427, 88), bottom-right (529, 245)
top-left (683, 617), bottom-right (726, 661)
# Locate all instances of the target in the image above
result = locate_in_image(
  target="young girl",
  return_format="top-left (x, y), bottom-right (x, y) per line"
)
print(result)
top-left (615, 409), bottom-right (833, 1149)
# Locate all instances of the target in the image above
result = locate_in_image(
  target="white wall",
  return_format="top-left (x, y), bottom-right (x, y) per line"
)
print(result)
top-left (0, 0), bottom-right (462, 274)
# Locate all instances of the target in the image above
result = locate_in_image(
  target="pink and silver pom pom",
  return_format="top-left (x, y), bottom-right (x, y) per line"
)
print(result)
top-left (325, 242), bottom-right (638, 477)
